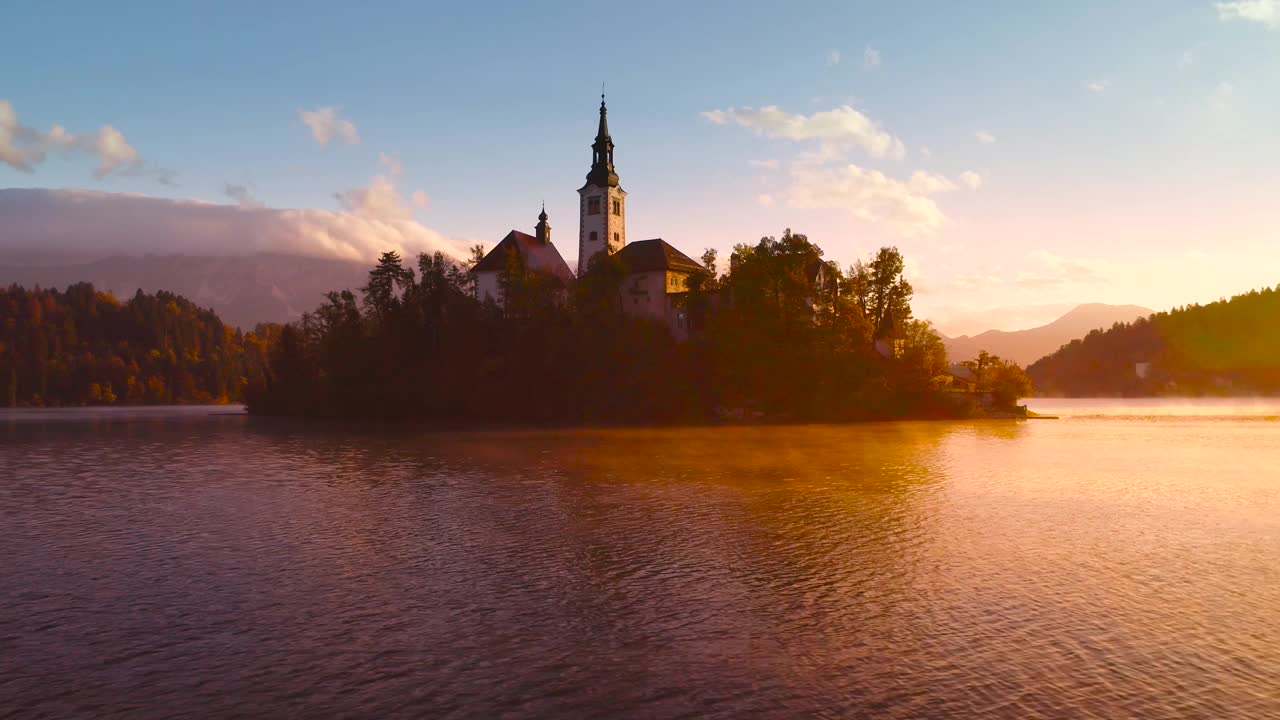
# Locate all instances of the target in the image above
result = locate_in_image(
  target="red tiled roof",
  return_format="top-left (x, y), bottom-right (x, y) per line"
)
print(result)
top-left (471, 230), bottom-right (575, 285)
top-left (615, 239), bottom-right (706, 275)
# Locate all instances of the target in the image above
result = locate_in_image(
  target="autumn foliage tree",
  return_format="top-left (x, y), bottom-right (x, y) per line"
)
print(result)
top-left (0, 283), bottom-right (273, 407)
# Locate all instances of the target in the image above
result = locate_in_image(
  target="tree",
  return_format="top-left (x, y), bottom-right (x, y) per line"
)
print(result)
top-left (901, 320), bottom-right (949, 382)
top-left (0, 284), bottom-right (269, 407)
top-left (1028, 285), bottom-right (1280, 396)
top-left (574, 251), bottom-right (626, 319)
top-left (961, 350), bottom-right (998, 378)
top-left (700, 248), bottom-right (718, 277)
top-left (983, 360), bottom-right (1033, 407)
top-left (362, 251), bottom-right (415, 324)
top-left (249, 233), bottom-right (969, 423)
top-left (865, 247), bottom-right (913, 331)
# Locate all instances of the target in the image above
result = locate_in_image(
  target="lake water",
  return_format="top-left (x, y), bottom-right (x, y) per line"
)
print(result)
top-left (2, 401), bottom-right (1278, 718)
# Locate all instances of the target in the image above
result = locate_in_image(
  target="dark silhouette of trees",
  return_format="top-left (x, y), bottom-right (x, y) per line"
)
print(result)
top-left (247, 231), bottom-right (961, 423)
top-left (1027, 285), bottom-right (1280, 396)
top-left (959, 351), bottom-right (1033, 407)
top-left (0, 283), bottom-right (273, 407)
top-left (865, 247), bottom-right (914, 332)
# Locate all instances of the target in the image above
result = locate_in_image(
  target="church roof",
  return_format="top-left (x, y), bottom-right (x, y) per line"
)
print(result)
top-left (615, 239), bottom-right (706, 275)
top-left (583, 95), bottom-right (620, 189)
top-left (471, 230), bottom-right (575, 285)
top-left (595, 94), bottom-right (610, 142)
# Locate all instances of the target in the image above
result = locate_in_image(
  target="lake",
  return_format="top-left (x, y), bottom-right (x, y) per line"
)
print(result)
top-left (2, 401), bottom-right (1278, 718)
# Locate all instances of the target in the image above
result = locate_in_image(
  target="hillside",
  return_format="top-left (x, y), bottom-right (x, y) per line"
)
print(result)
top-left (1027, 287), bottom-right (1280, 397)
top-left (0, 283), bottom-right (275, 406)
top-left (0, 253), bottom-right (368, 330)
top-left (942, 303), bottom-right (1153, 366)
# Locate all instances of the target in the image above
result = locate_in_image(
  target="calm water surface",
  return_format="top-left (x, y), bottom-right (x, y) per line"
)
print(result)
top-left (2, 401), bottom-right (1278, 718)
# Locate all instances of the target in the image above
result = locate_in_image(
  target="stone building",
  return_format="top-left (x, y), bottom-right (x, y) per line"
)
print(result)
top-left (470, 94), bottom-right (707, 336)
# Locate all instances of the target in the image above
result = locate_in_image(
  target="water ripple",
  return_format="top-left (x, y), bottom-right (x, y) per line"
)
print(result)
top-left (1, 408), bottom-right (1278, 718)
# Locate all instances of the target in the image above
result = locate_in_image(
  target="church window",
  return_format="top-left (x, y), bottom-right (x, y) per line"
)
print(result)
top-left (613, 232), bottom-right (619, 244)
top-left (589, 231), bottom-right (598, 243)
top-left (587, 196), bottom-right (601, 215)
top-left (612, 199), bottom-right (621, 215)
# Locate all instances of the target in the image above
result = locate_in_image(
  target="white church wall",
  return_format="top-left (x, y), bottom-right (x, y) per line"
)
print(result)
top-left (620, 271), bottom-right (666, 319)
top-left (475, 271), bottom-right (502, 305)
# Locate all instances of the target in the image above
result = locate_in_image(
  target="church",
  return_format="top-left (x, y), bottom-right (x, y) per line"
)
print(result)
top-left (471, 95), bottom-right (706, 336)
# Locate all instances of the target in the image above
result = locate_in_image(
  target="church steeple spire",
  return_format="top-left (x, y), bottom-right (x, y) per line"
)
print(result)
top-left (596, 93), bottom-right (610, 141)
top-left (585, 93), bottom-right (618, 188)
top-left (535, 203), bottom-right (550, 244)
top-left (578, 92), bottom-right (626, 274)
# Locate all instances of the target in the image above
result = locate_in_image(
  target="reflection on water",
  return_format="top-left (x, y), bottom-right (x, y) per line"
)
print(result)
top-left (1, 403), bottom-right (1278, 718)
top-left (1027, 396), bottom-right (1280, 418)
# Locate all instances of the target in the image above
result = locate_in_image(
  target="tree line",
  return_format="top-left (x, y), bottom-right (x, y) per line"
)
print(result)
top-left (247, 230), bottom-right (974, 423)
top-left (0, 283), bottom-right (275, 407)
top-left (1028, 285), bottom-right (1280, 396)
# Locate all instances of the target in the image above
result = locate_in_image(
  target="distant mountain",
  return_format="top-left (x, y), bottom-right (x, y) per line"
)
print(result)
top-left (942, 303), bottom-right (1154, 366)
top-left (1028, 287), bottom-right (1280, 396)
top-left (0, 254), bottom-right (369, 330)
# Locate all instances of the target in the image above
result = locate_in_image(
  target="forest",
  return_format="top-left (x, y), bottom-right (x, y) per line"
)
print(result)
top-left (248, 230), bottom-right (972, 423)
top-left (0, 284), bottom-right (275, 407)
top-left (1027, 285), bottom-right (1280, 396)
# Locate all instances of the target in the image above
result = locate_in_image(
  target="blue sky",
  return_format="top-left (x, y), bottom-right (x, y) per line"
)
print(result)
top-left (2, 0), bottom-right (1278, 333)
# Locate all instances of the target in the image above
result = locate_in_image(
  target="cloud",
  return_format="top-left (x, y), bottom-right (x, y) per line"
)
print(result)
top-left (223, 182), bottom-right (262, 208)
top-left (411, 190), bottom-right (430, 209)
top-left (756, 193), bottom-right (775, 207)
top-left (1086, 80), bottom-right (1110, 93)
top-left (0, 185), bottom-right (466, 264)
top-left (907, 171), bottom-right (956, 194)
top-left (948, 273), bottom-right (1006, 291)
top-left (863, 45), bottom-right (881, 69)
top-left (749, 158), bottom-right (780, 171)
top-left (787, 162), bottom-right (945, 235)
top-left (945, 252), bottom-right (1108, 294)
top-left (907, 170), bottom-right (983, 193)
top-left (1013, 251), bottom-right (1109, 288)
top-left (1216, 0), bottom-right (1280, 29)
top-left (0, 99), bottom-right (145, 179)
top-left (919, 146), bottom-right (932, 159)
top-left (333, 174), bottom-right (416, 220)
top-left (826, 49), bottom-right (841, 66)
top-left (974, 130), bottom-right (996, 144)
top-left (702, 104), bottom-right (906, 160)
top-left (298, 107), bottom-right (360, 145)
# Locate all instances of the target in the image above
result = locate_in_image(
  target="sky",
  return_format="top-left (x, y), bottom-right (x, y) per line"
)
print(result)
top-left (2, 0), bottom-right (1278, 335)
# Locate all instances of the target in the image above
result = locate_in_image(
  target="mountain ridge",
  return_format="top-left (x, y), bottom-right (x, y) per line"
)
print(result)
top-left (942, 303), bottom-right (1154, 367)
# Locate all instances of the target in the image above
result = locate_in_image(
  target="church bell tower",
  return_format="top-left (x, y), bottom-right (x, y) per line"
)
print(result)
top-left (577, 94), bottom-right (626, 274)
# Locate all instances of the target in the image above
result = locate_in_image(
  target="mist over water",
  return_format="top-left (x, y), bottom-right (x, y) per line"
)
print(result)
top-left (2, 402), bottom-right (1278, 718)
top-left (1027, 396), bottom-right (1280, 418)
